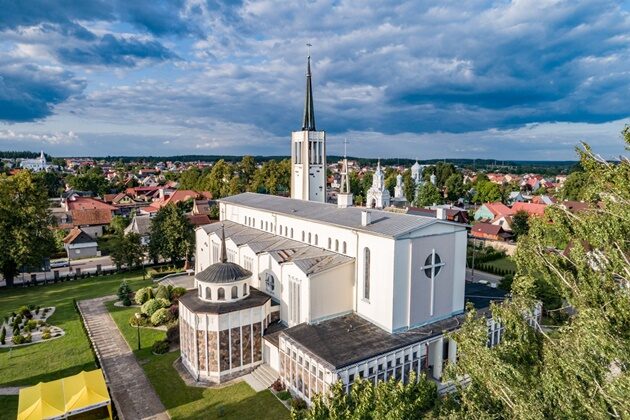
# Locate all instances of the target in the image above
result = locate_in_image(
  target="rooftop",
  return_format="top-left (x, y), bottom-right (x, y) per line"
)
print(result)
top-left (281, 282), bottom-right (506, 370)
top-left (179, 287), bottom-right (270, 315)
top-left (220, 193), bottom-right (463, 238)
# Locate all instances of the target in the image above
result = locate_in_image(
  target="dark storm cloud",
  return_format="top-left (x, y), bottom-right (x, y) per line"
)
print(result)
top-left (0, 64), bottom-right (86, 122)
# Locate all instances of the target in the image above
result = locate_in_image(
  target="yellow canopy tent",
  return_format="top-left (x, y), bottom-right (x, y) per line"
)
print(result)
top-left (17, 369), bottom-right (112, 420)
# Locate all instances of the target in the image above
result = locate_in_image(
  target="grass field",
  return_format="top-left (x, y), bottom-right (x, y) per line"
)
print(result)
top-left (107, 301), bottom-right (289, 420)
top-left (484, 256), bottom-right (517, 273)
top-left (0, 272), bottom-right (152, 420)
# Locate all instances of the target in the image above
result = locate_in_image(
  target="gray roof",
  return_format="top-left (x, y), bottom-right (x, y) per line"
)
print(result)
top-left (201, 221), bottom-right (354, 276)
top-left (125, 214), bottom-right (151, 236)
top-left (179, 287), bottom-right (270, 314)
top-left (219, 193), bottom-right (457, 238)
top-left (195, 262), bottom-right (252, 284)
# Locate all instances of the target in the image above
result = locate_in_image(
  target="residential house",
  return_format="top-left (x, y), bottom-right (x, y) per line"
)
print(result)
top-left (63, 228), bottom-right (99, 260)
top-left (124, 214), bottom-right (151, 245)
top-left (474, 202), bottom-right (513, 221)
top-left (63, 197), bottom-right (116, 238)
top-left (511, 202), bottom-right (547, 217)
top-left (471, 222), bottom-right (512, 241)
top-left (507, 191), bottom-right (526, 204)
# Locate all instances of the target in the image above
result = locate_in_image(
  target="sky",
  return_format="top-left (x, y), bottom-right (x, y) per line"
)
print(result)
top-left (0, 0), bottom-right (629, 160)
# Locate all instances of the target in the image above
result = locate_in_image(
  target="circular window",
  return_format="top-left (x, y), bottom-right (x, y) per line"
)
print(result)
top-left (424, 253), bottom-right (442, 278)
top-left (265, 272), bottom-right (275, 293)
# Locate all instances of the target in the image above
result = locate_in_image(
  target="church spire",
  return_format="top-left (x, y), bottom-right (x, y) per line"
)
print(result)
top-left (301, 48), bottom-right (316, 131)
top-left (220, 224), bottom-right (227, 263)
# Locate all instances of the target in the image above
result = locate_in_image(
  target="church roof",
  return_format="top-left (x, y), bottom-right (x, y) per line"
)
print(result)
top-left (196, 225), bottom-right (252, 284)
top-left (179, 287), bottom-right (270, 314)
top-left (219, 193), bottom-right (462, 238)
top-left (201, 221), bottom-right (354, 276)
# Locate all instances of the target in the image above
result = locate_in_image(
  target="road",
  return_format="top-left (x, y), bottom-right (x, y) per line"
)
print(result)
top-left (465, 267), bottom-right (503, 285)
top-left (0, 256), bottom-right (115, 286)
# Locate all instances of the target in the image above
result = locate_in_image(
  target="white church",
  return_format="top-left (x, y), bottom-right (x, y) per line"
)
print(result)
top-left (178, 54), bottom-right (511, 402)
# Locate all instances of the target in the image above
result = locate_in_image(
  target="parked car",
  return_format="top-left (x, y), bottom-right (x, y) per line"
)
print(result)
top-left (50, 259), bottom-right (70, 269)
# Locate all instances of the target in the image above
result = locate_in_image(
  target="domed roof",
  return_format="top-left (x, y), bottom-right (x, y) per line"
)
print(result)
top-left (411, 160), bottom-right (421, 170)
top-left (196, 262), bottom-right (251, 284)
top-left (196, 224), bottom-right (251, 284)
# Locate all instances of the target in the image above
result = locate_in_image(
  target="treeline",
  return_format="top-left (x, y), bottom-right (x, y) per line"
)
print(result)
top-left (0, 151), bottom-right (51, 159)
top-left (176, 157), bottom-right (291, 199)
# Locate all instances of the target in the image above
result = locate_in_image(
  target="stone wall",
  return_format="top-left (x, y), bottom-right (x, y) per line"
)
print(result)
top-left (207, 331), bottom-right (218, 371)
top-left (230, 327), bottom-right (242, 368)
top-left (253, 322), bottom-right (262, 362)
top-left (196, 331), bottom-right (207, 371)
top-left (219, 330), bottom-right (230, 371)
top-left (242, 325), bottom-right (252, 365)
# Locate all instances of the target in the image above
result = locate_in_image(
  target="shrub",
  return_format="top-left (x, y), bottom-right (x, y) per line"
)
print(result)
top-left (277, 391), bottom-right (291, 401)
top-left (150, 308), bottom-right (172, 326)
top-left (122, 295), bottom-right (132, 307)
top-left (12, 314), bottom-right (22, 327)
top-left (290, 398), bottom-right (307, 411)
top-left (168, 304), bottom-right (179, 318)
top-left (24, 320), bottom-right (38, 332)
top-left (117, 280), bottom-right (133, 301)
top-left (170, 287), bottom-right (187, 300)
top-left (0, 326), bottom-right (5, 345)
top-left (24, 333), bottom-right (32, 343)
top-left (129, 314), bottom-right (149, 327)
top-left (27, 304), bottom-right (36, 311)
top-left (35, 306), bottom-right (40, 315)
top-left (42, 331), bottom-right (52, 340)
top-left (18, 306), bottom-right (31, 318)
top-left (151, 339), bottom-right (170, 354)
top-left (155, 284), bottom-right (170, 301)
top-left (141, 298), bottom-right (169, 316)
top-left (271, 379), bottom-right (285, 392)
top-left (135, 287), bottom-right (154, 305)
top-left (13, 326), bottom-right (20, 336)
top-left (12, 334), bottom-right (25, 345)
top-left (166, 325), bottom-right (180, 344)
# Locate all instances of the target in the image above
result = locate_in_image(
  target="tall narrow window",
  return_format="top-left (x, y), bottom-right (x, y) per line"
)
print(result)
top-left (231, 286), bottom-right (238, 299)
top-left (335, 240), bottom-right (339, 252)
top-left (342, 241), bottom-right (347, 254)
top-left (206, 287), bottom-right (211, 300)
top-left (363, 248), bottom-right (371, 300)
top-left (290, 228), bottom-right (294, 238)
top-left (217, 288), bottom-right (225, 300)
top-left (328, 238), bottom-right (332, 249)
top-left (315, 234), bottom-right (318, 245)
top-left (243, 283), bottom-right (248, 295)
top-left (308, 233), bottom-right (312, 243)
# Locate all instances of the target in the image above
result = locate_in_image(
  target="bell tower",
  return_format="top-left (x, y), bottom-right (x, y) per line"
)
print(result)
top-left (291, 48), bottom-right (326, 203)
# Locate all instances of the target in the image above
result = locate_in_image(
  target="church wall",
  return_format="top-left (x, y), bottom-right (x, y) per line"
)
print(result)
top-left (281, 264), bottom-right (309, 326)
top-left (355, 233), bottom-right (396, 332)
top-left (308, 261), bottom-right (355, 323)
top-left (195, 228), bottom-right (211, 272)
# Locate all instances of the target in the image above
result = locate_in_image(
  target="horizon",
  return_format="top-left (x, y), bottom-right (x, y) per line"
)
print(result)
top-left (0, 1), bottom-right (629, 160)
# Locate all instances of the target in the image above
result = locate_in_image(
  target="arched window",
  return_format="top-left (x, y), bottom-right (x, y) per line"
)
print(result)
top-left (243, 283), bottom-right (248, 295)
top-left (265, 221), bottom-right (268, 230)
top-left (290, 228), bottom-right (294, 238)
top-left (363, 248), bottom-right (371, 300)
top-left (231, 286), bottom-right (238, 299)
top-left (315, 234), bottom-right (318, 245)
top-left (217, 288), bottom-right (225, 300)
top-left (198, 285), bottom-right (201, 297)
top-left (284, 226), bottom-right (288, 236)
top-left (328, 238), bottom-right (331, 249)
top-left (342, 241), bottom-right (347, 254)
top-left (308, 233), bottom-right (312, 243)
top-left (206, 287), bottom-right (211, 300)
top-left (335, 240), bottom-right (339, 252)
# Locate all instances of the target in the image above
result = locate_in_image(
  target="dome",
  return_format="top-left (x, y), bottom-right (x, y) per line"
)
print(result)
top-left (196, 262), bottom-right (251, 284)
top-left (411, 160), bottom-right (421, 171)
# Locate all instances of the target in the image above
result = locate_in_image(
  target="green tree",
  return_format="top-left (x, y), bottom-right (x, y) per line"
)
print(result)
top-left (34, 171), bottom-right (64, 198)
top-left (510, 210), bottom-right (530, 239)
top-left (178, 167), bottom-right (202, 190)
top-left (148, 204), bottom-right (194, 265)
top-left (66, 167), bottom-right (109, 196)
top-left (110, 215), bottom-right (128, 235)
top-left (0, 171), bottom-right (56, 286)
top-left (402, 169), bottom-right (416, 203)
top-left (445, 172), bottom-right (464, 202)
top-left (238, 155), bottom-right (257, 190)
top-left (293, 373), bottom-right (437, 420)
top-left (473, 181), bottom-right (501, 203)
top-left (110, 233), bottom-right (145, 270)
top-left (443, 130), bottom-right (630, 419)
top-left (561, 169), bottom-right (589, 201)
top-left (415, 182), bottom-right (442, 206)
top-left (251, 159), bottom-right (290, 195)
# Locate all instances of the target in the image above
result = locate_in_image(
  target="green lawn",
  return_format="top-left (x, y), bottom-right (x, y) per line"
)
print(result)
top-left (0, 396), bottom-right (18, 420)
top-left (0, 272), bottom-right (153, 388)
top-left (106, 303), bottom-right (290, 420)
top-left (483, 256), bottom-right (517, 273)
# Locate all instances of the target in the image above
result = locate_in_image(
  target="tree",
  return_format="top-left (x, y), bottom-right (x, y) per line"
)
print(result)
top-left (473, 181), bottom-right (501, 203)
top-left (293, 373), bottom-right (437, 420)
top-left (510, 210), bottom-right (530, 239)
top-left (34, 172), bottom-right (64, 198)
top-left (402, 169), bottom-right (416, 203)
top-left (442, 130), bottom-right (630, 418)
top-left (238, 156), bottom-right (257, 190)
top-left (561, 169), bottom-right (589, 201)
top-left (110, 215), bottom-right (128, 235)
top-left (110, 233), bottom-right (145, 270)
top-left (415, 182), bottom-right (442, 206)
top-left (178, 167), bottom-right (201, 190)
top-left (445, 172), bottom-right (464, 202)
top-left (0, 171), bottom-right (56, 286)
top-left (148, 204), bottom-right (194, 265)
top-left (66, 166), bottom-right (109, 196)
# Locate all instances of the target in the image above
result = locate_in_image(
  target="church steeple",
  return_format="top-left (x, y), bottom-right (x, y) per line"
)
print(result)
top-left (220, 224), bottom-right (227, 263)
top-left (301, 54), bottom-right (316, 131)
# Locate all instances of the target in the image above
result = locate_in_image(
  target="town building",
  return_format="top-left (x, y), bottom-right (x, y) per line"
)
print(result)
top-left (365, 161), bottom-right (391, 209)
top-left (20, 150), bottom-right (51, 172)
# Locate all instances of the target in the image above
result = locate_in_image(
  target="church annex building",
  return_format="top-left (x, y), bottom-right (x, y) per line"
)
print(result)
top-left (178, 54), bottom-right (516, 403)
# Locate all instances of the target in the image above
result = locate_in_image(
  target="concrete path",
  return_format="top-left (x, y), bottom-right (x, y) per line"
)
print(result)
top-left (78, 296), bottom-right (169, 420)
top-left (465, 268), bottom-right (503, 285)
top-left (0, 387), bottom-right (22, 395)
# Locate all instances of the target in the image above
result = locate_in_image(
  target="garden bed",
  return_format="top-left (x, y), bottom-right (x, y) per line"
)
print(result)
top-left (0, 306), bottom-right (65, 348)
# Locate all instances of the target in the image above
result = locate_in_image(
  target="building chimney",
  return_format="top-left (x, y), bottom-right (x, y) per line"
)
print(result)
top-left (361, 210), bottom-right (372, 226)
top-left (436, 208), bottom-right (447, 220)
top-left (338, 192), bottom-right (353, 208)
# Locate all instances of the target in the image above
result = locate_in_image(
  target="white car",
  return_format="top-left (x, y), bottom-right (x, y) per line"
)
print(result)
top-left (50, 259), bottom-right (70, 269)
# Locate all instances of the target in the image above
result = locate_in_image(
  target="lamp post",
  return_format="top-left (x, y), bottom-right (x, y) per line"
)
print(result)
top-left (135, 313), bottom-right (141, 351)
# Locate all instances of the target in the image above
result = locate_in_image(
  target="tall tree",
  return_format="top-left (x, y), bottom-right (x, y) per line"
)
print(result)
top-left (148, 203), bottom-right (194, 265)
top-left (110, 233), bottom-right (145, 270)
top-left (238, 155), bottom-right (257, 190)
top-left (415, 182), bottom-right (442, 206)
top-left (443, 130), bottom-right (630, 418)
top-left (178, 167), bottom-right (202, 190)
top-left (445, 172), bottom-right (464, 202)
top-left (0, 171), bottom-right (56, 286)
top-left (510, 210), bottom-right (530, 239)
top-left (473, 181), bottom-right (501, 203)
top-left (402, 169), bottom-right (416, 203)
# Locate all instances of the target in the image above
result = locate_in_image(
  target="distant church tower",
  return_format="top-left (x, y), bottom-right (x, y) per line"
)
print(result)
top-left (291, 52), bottom-right (326, 203)
top-left (366, 160), bottom-right (390, 209)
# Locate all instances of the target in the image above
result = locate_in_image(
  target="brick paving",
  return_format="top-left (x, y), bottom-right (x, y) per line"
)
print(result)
top-left (78, 296), bottom-right (169, 420)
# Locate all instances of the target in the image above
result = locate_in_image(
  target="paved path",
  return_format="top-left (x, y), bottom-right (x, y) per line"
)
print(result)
top-left (78, 296), bottom-right (169, 420)
top-left (466, 268), bottom-right (503, 285)
top-left (0, 387), bottom-right (22, 395)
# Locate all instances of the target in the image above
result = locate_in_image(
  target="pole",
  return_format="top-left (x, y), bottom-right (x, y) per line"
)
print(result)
top-left (136, 322), bottom-right (141, 351)
top-left (471, 237), bottom-right (476, 282)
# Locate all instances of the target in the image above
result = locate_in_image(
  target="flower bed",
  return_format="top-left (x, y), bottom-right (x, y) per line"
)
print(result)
top-left (0, 306), bottom-right (65, 348)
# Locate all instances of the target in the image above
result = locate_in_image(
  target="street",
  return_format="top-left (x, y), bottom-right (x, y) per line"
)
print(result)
top-left (465, 267), bottom-right (503, 286)
top-left (0, 256), bottom-right (115, 287)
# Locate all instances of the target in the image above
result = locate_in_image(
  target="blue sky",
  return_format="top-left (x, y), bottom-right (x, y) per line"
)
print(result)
top-left (0, 0), bottom-right (628, 159)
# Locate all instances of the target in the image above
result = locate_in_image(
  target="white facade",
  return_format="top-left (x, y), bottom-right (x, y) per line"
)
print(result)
top-left (291, 130), bottom-right (326, 203)
top-left (366, 162), bottom-right (391, 209)
top-left (20, 151), bottom-right (50, 172)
